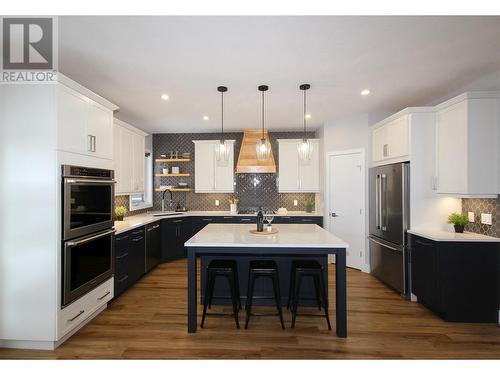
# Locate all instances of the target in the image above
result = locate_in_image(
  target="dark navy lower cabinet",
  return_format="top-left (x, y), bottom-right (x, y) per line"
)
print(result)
top-left (161, 216), bottom-right (192, 261)
top-left (410, 234), bottom-right (500, 323)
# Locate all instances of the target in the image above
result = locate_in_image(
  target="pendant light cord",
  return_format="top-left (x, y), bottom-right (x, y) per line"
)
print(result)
top-left (261, 90), bottom-right (265, 140)
top-left (221, 90), bottom-right (224, 142)
top-left (303, 88), bottom-right (307, 136)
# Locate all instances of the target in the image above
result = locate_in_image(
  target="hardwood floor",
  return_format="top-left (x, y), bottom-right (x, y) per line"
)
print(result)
top-left (1, 259), bottom-right (499, 359)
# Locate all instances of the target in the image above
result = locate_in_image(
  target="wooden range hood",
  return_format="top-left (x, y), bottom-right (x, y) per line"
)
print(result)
top-left (236, 129), bottom-right (276, 173)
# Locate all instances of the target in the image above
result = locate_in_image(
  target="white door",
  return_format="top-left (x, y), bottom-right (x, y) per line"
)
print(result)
top-left (328, 151), bottom-right (365, 270)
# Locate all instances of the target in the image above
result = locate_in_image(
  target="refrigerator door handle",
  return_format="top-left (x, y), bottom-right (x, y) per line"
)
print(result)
top-left (369, 237), bottom-right (401, 252)
top-left (375, 174), bottom-right (381, 229)
top-left (381, 173), bottom-right (387, 231)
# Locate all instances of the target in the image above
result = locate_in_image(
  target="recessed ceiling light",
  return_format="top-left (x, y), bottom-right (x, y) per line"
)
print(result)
top-left (203, 116), bottom-right (209, 121)
top-left (361, 89), bottom-right (371, 96)
top-left (305, 113), bottom-right (311, 119)
top-left (161, 94), bottom-right (169, 100)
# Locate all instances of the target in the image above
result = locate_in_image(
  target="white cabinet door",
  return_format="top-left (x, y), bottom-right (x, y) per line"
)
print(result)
top-left (386, 115), bottom-right (409, 160)
top-left (194, 142), bottom-right (216, 192)
top-left (371, 115), bottom-right (410, 164)
top-left (299, 140), bottom-right (320, 192)
top-left (113, 124), bottom-right (123, 193)
top-left (120, 127), bottom-right (134, 193)
top-left (278, 141), bottom-right (300, 192)
top-left (214, 142), bottom-right (235, 192)
top-left (87, 102), bottom-right (113, 160)
top-left (57, 85), bottom-right (87, 154)
top-left (372, 125), bottom-right (387, 162)
top-left (132, 132), bottom-right (145, 193)
top-left (436, 101), bottom-right (468, 194)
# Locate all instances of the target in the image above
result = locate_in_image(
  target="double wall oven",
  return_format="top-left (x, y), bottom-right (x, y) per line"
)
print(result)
top-left (62, 165), bottom-right (115, 307)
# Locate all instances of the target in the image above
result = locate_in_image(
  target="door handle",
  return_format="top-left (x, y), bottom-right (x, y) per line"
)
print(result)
top-left (381, 173), bottom-right (387, 231)
top-left (97, 291), bottom-right (111, 300)
top-left (68, 310), bottom-right (85, 322)
top-left (331, 213), bottom-right (338, 217)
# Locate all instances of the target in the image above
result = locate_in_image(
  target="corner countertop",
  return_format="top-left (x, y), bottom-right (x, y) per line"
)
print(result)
top-left (114, 211), bottom-right (323, 235)
top-left (185, 223), bottom-right (348, 249)
top-left (408, 229), bottom-right (500, 242)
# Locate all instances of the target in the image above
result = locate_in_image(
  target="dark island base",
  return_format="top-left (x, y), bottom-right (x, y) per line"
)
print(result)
top-left (200, 254), bottom-right (329, 307)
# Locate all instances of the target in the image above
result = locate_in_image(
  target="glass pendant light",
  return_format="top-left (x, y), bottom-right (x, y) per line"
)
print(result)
top-left (215, 86), bottom-right (230, 166)
top-left (298, 84), bottom-right (313, 162)
top-left (256, 85), bottom-right (272, 162)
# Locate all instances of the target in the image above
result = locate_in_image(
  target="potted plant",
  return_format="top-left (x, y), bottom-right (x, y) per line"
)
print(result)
top-left (447, 212), bottom-right (468, 233)
top-left (115, 206), bottom-right (128, 221)
top-left (304, 198), bottom-right (315, 213)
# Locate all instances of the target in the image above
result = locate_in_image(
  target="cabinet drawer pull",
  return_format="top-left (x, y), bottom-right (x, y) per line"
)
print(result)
top-left (223, 217), bottom-right (233, 219)
top-left (281, 216), bottom-right (291, 219)
top-left (116, 235), bottom-right (129, 241)
top-left (118, 275), bottom-right (129, 283)
top-left (68, 310), bottom-right (85, 322)
top-left (202, 218), bottom-right (213, 222)
top-left (97, 291), bottom-right (111, 301)
top-left (240, 218), bottom-right (252, 222)
top-left (132, 237), bottom-right (144, 242)
top-left (132, 230), bottom-right (143, 235)
top-left (116, 252), bottom-right (129, 259)
top-left (152, 224), bottom-right (159, 229)
top-left (301, 219), bottom-right (313, 222)
top-left (172, 219), bottom-right (183, 223)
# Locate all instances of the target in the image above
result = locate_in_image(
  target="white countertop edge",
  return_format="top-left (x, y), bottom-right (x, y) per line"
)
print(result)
top-left (183, 242), bottom-right (347, 249)
top-left (408, 229), bottom-right (500, 242)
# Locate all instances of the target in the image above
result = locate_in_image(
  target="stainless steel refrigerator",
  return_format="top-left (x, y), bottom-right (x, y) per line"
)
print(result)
top-left (369, 162), bottom-right (410, 297)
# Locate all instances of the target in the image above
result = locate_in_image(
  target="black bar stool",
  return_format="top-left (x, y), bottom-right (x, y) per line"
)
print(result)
top-left (287, 259), bottom-right (331, 330)
top-left (201, 259), bottom-right (241, 329)
top-left (245, 260), bottom-right (285, 330)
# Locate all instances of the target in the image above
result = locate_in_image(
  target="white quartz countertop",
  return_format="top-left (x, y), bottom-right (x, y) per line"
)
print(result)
top-left (185, 223), bottom-right (349, 248)
top-left (114, 211), bottom-right (323, 234)
top-left (408, 229), bottom-right (500, 242)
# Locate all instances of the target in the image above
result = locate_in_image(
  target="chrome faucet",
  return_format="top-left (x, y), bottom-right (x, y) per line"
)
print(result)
top-left (161, 189), bottom-right (174, 212)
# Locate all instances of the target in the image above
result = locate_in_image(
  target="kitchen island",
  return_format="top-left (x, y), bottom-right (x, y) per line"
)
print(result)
top-left (185, 223), bottom-right (349, 337)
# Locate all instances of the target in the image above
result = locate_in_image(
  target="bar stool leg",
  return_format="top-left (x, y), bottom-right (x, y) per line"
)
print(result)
top-left (313, 276), bottom-right (322, 311)
top-left (245, 273), bottom-right (256, 329)
top-left (201, 270), bottom-right (213, 328)
top-left (291, 271), bottom-right (302, 328)
top-left (207, 270), bottom-right (216, 310)
top-left (227, 273), bottom-right (240, 329)
top-left (234, 265), bottom-right (242, 311)
top-left (271, 272), bottom-right (286, 330)
top-left (318, 271), bottom-right (332, 331)
top-left (287, 263), bottom-right (296, 310)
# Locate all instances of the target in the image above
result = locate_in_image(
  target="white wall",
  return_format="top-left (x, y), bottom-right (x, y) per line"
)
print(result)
top-left (319, 114), bottom-right (371, 270)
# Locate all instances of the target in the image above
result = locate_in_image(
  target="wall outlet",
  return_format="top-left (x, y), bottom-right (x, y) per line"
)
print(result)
top-left (481, 213), bottom-right (492, 225)
top-left (293, 200), bottom-right (298, 207)
top-left (468, 212), bottom-right (475, 222)
top-left (215, 200), bottom-right (220, 207)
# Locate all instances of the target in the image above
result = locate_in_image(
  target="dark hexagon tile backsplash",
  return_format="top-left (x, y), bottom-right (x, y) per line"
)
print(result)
top-left (462, 197), bottom-right (500, 237)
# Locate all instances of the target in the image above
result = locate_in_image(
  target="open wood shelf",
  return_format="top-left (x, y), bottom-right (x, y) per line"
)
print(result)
top-left (155, 173), bottom-right (191, 177)
top-left (155, 188), bottom-right (192, 192)
top-left (155, 158), bottom-right (191, 163)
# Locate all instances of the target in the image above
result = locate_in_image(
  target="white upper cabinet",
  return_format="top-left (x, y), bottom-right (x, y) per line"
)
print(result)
top-left (57, 84), bottom-right (114, 160)
top-left (435, 93), bottom-right (499, 197)
top-left (114, 119), bottom-right (147, 195)
top-left (194, 140), bottom-right (234, 193)
top-left (372, 114), bottom-right (410, 164)
top-left (278, 139), bottom-right (320, 193)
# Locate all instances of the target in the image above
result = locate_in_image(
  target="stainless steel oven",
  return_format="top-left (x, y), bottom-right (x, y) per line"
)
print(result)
top-left (62, 165), bottom-right (115, 240)
top-left (62, 228), bottom-right (115, 306)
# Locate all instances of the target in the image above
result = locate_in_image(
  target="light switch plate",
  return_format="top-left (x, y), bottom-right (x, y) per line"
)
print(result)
top-left (293, 200), bottom-right (298, 207)
top-left (468, 212), bottom-right (475, 222)
top-left (481, 213), bottom-right (492, 225)
top-left (215, 200), bottom-right (220, 206)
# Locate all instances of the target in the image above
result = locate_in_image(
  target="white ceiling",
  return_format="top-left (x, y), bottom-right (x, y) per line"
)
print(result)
top-left (58, 16), bottom-right (500, 133)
